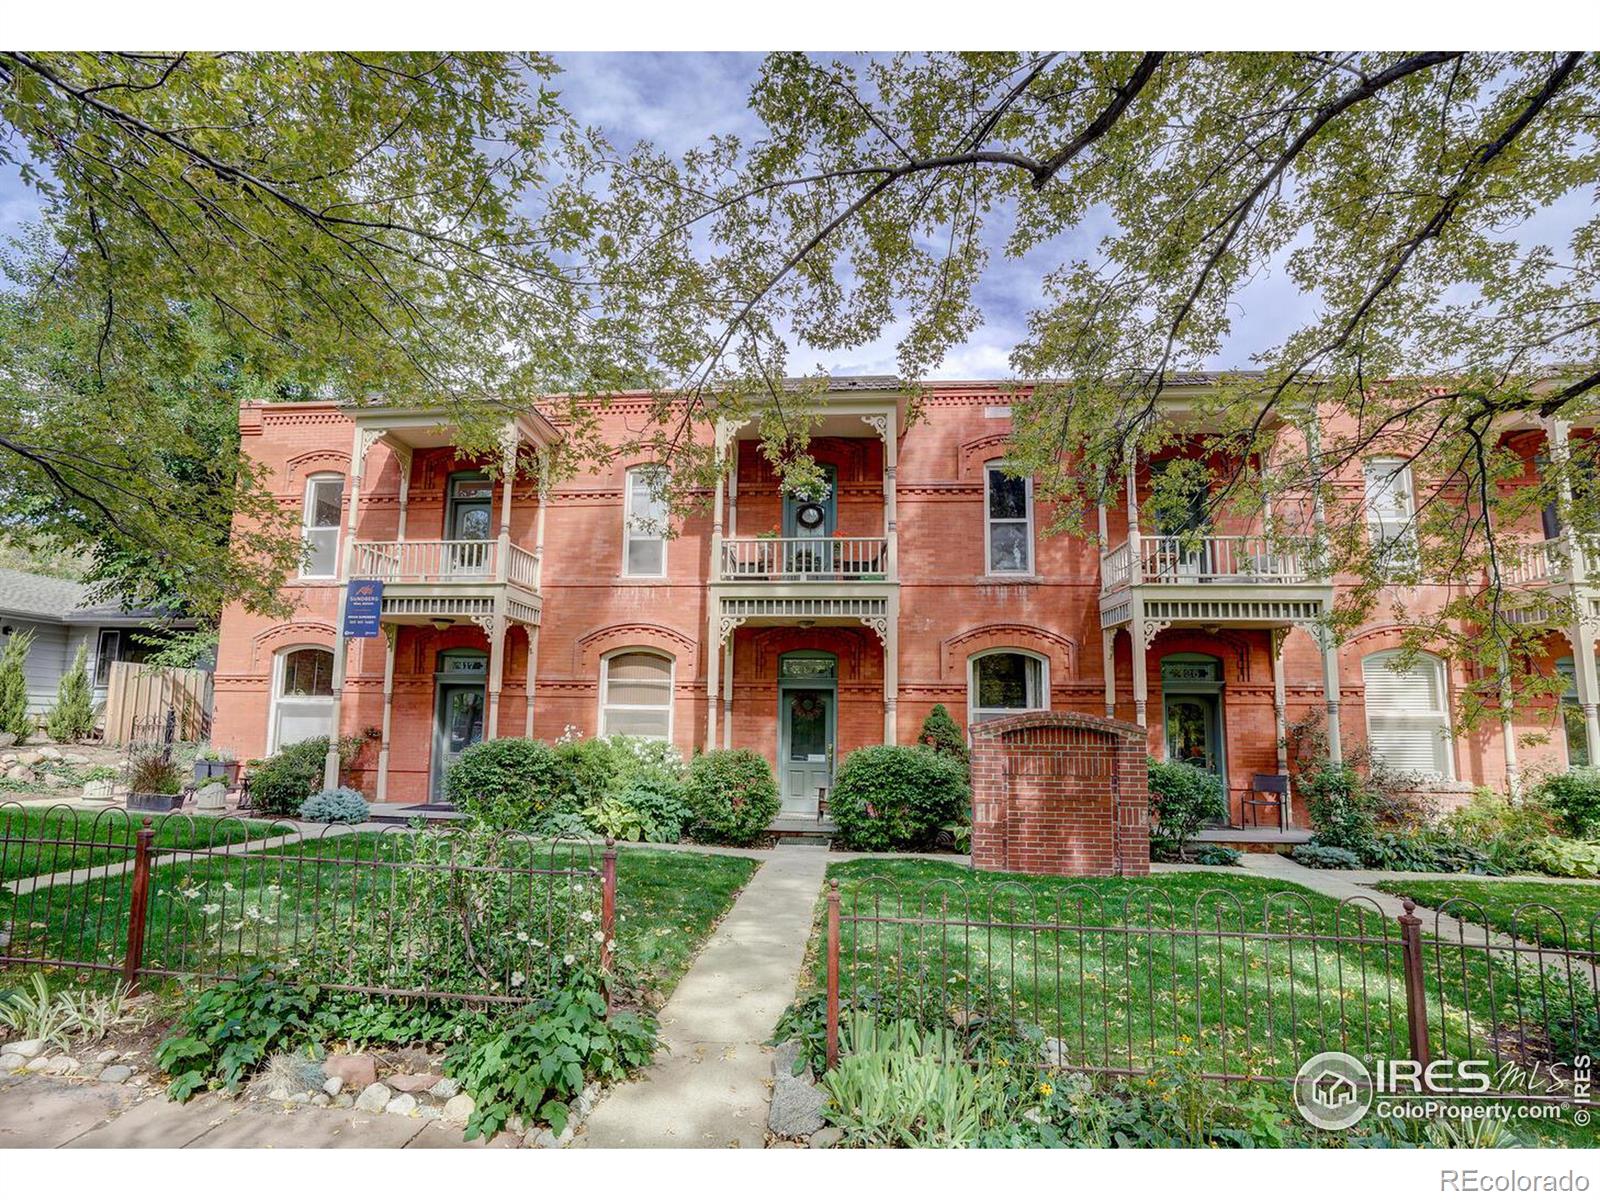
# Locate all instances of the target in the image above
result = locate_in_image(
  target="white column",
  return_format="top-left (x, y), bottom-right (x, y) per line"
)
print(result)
top-left (376, 625), bottom-right (397, 802)
top-left (394, 447), bottom-right (413, 543)
top-left (486, 610), bottom-right (507, 740)
top-left (883, 420), bottom-right (899, 581)
top-left (884, 593), bottom-right (900, 744)
top-left (533, 452), bottom-right (549, 592)
top-left (706, 601), bottom-right (721, 750)
top-left (1321, 635), bottom-right (1344, 764)
top-left (524, 623), bottom-right (539, 739)
top-left (721, 641), bottom-right (734, 750)
top-left (1498, 652), bottom-right (1520, 799)
top-left (323, 424), bottom-right (373, 790)
top-left (1572, 622), bottom-right (1600, 764)
top-left (1271, 629), bottom-right (1289, 829)
top-left (711, 423), bottom-right (728, 580)
top-left (495, 426), bottom-right (516, 584)
top-left (1131, 598), bottom-right (1149, 728)
top-left (1102, 628), bottom-right (1117, 719)
top-left (728, 437), bottom-right (739, 539)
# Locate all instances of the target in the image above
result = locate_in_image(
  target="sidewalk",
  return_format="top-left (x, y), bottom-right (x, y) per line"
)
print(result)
top-left (574, 843), bottom-right (830, 1148)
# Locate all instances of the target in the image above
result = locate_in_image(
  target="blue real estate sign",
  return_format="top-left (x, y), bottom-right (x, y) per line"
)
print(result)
top-left (342, 579), bottom-right (384, 638)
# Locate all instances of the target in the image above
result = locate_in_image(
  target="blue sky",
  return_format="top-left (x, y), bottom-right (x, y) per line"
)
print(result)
top-left (0, 52), bottom-right (1588, 380)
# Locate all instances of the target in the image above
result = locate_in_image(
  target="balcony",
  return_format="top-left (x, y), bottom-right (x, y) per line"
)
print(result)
top-left (1101, 534), bottom-right (1316, 593)
top-left (717, 536), bottom-right (890, 582)
top-left (348, 538), bottom-right (541, 626)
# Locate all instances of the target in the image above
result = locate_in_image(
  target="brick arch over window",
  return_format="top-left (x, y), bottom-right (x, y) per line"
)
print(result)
top-left (283, 449), bottom-right (351, 491)
top-left (573, 622), bottom-right (698, 678)
top-left (940, 623), bottom-right (1077, 682)
top-left (957, 433), bottom-right (1014, 480)
top-left (249, 621), bottom-right (336, 671)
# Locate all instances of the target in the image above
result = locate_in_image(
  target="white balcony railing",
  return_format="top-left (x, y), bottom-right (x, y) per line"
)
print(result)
top-left (351, 539), bottom-right (540, 589)
top-left (1501, 537), bottom-right (1566, 587)
top-left (1101, 533), bottom-right (1317, 591)
top-left (719, 536), bottom-right (890, 582)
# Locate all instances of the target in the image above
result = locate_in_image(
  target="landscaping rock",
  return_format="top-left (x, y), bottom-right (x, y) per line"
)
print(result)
top-left (428, 1076), bottom-right (461, 1100)
top-left (76, 1064), bottom-right (103, 1080)
top-left (333, 1094), bottom-right (355, 1110)
top-left (809, 1126), bottom-right (844, 1149)
top-left (385, 1093), bottom-right (419, 1118)
top-left (441, 1094), bottom-right (475, 1125)
top-left (505, 1114), bottom-right (526, 1137)
top-left (15, 750), bottom-right (44, 766)
top-left (321, 1075), bottom-right (344, 1097)
top-left (323, 1053), bottom-right (377, 1090)
top-left (773, 1039), bottom-right (804, 1079)
top-left (417, 1104), bottom-right (442, 1121)
top-left (383, 1072), bottom-right (442, 1094)
top-left (44, 1055), bottom-right (80, 1076)
top-left (1042, 1037), bottom-right (1067, 1067)
top-left (94, 1049), bottom-right (121, 1065)
top-left (0, 1054), bottom-right (25, 1072)
top-left (3, 765), bottom-right (33, 783)
top-left (98, 1065), bottom-right (133, 1085)
top-left (768, 1073), bottom-right (827, 1138)
top-left (354, 1083), bottom-right (392, 1113)
top-left (525, 1122), bottom-right (575, 1149)
top-left (310, 1094), bottom-right (330, 1107)
top-left (128, 1075), bottom-right (149, 1089)
top-left (26, 1057), bottom-right (50, 1071)
top-left (267, 1086), bottom-right (292, 1102)
top-left (572, 1081), bottom-right (602, 1123)
top-left (2, 1038), bottom-right (46, 1059)
top-left (290, 1092), bottom-right (312, 1104)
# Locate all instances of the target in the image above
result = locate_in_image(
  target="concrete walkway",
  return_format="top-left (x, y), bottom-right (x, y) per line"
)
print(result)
top-left (575, 843), bottom-right (830, 1149)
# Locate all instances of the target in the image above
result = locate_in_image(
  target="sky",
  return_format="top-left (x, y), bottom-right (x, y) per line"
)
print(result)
top-left (0, 52), bottom-right (1589, 381)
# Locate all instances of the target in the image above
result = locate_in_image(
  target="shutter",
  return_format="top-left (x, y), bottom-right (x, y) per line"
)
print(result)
top-left (1362, 652), bottom-right (1448, 776)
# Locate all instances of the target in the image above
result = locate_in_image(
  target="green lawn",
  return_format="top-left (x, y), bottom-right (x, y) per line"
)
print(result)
top-left (1374, 877), bottom-right (1600, 950)
top-left (0, 806), bottom-right (280, 883)
top-left (804, 860), bottom-right (1589, 1089)
top-left (613, 847), bottom-right (759, 1002)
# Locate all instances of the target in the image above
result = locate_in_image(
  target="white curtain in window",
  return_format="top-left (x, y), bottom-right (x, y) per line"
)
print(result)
top-left (601, 651), bottom-right (672, 738)
top-left (625, 468), bottom-right (668, 576)
top-left (1362, 650), bottom-right (1452, 777)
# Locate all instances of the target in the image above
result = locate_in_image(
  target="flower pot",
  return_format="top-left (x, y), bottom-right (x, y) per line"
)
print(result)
top-left (128, 791), bottom-right (180, 814)
top-left (82, 779), bottom-right (114, 802)
top-left (224, 761), bottom-right (242, 787)
top-left (194, 760), bottom-right (228, 783)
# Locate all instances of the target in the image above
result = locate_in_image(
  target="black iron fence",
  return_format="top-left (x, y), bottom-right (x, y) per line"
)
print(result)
top-left (0, 803), bottom-right (615, 1008)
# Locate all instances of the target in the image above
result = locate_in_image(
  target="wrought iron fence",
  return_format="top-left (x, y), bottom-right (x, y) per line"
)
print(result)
top-left (822, 877), bottom-right (1599, 1107)
top-left (0, 803), bottom-right (615, 1008)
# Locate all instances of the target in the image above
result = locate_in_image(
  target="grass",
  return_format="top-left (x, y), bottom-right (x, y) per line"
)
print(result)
top-left (0, 806), bottom-right (280, 883)
top-left (1373, 877), bottom-right (1600, 950)
top-left (613, 847), bottom-right (759, 1000)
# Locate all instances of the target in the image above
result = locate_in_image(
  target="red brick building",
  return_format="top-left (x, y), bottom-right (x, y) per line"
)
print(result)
top-left (212, 378), bottom-right (1587, 826)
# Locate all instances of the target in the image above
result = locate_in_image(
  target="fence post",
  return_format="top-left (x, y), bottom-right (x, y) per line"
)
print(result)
top-left (1398, 898), bottom-right (1431, 1067)
top-left (121, 820), bottom-right (155, 992)
top-left (825, 880), bottom-right (841, 1071)
top-left (600, 838), bottom-right (618, 1014)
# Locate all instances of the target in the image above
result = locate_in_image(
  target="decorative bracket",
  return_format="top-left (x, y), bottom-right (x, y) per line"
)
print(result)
top-left (718, 615), bottom-right (748, 645)
top-left (859, 616), bottom-right (889, 644)
top-left (1140, 620), bottom-right (1170, 650)
top-left (861, 414), bottom-right (890, 443)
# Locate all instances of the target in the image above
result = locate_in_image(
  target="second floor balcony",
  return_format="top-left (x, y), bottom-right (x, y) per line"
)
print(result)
top-left (351, 538), bottom-right (540, 590)
top-left (717, 535), bottom-right (890, 582)
top-left (1101, 533), bottom-right (1319, 594)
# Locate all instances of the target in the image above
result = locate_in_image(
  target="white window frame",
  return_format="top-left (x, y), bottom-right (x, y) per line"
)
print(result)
top-left (983, 461), bottom-right (1035, 576)
top-left (267, 644), bottom-right (336, 753)
top-left (1361, 649), bottom-right (1454, 780)
top-left (1363, 458), bottom-right (1419, 576)
top-left (967, 648), bottom-right (1049, 727)
top-left (299, 473), bottom-right (345, 580)
top-left (598, 649), bottom-right (675, 741)
top-left (622, 466), bottom-right (669, 579)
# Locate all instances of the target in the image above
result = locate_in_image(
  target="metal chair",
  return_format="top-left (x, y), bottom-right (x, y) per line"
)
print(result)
top-left (1240, 773), bottom-right (1290, 829)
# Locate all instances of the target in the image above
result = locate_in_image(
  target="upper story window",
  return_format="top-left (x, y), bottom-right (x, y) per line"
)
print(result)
top-left (1361, 649), bottom-right (1453, 779)
top-left (985, 462), bottom-right (1033, 575)
top-left (1363, 458), bottom-right (1418, 576)
top-left (968, 649), bottom-right (1048, 726)
top-left (300, 473), bottom-right (344, 579)
top-left (624, 467), bottom-right (669, 578)
top-left (599, 650), bottom-right (673, 739)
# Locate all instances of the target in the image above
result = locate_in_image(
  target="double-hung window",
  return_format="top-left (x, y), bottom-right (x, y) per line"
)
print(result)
top-left (1361, 650), bottom-right (1453, 778)
top-left (301, 474), bottom-right (344, 579)
top-left (1363, 458), bottom-right (1418, 576)
top-left (624, 467), bottom-right (669, 577)
top-left (985, 462), bottom-right (1033, 575)
top-left (599, 651), bottom-right (673, 738)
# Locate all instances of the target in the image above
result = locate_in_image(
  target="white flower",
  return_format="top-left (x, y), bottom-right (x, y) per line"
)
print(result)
top-left (222, 881), bottom-right (237, 893)
top-left (563, 954), bottom-right (576, 967)
top-left (593, 930), bottom-right (605, 943)
top-left (579, 910), bottom-right (594, 924)
top-left (516, 931), bottom-right (529, 943)
top-left (201, 903), bottom-right (221, 915)
top-left (510, 971), bottom-right (525, 988)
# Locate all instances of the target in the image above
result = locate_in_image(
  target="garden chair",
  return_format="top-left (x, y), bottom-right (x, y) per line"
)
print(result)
top-left (1240, 773), bottom-right (1289, 829)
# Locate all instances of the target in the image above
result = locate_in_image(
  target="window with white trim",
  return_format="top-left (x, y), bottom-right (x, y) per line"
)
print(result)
top-left (269, 646), bottom-right (335, 752)
top-left (1557, 658), bottom-right (1589, 768)
top-left (599, 650), bottom-right (673, 739)
top-left (300, 474), bottom-right (344, 579)
top-left (985, 462), bottom-right (1033, 574)
top-left (1361, 650), bottom-right (1453, 778)
top-left (623, 467), bottom-right (669, 577)
top-left (968, 649), bottom-right (1048, 726)
top-left (1363, 458), bottom-right (1418, 576)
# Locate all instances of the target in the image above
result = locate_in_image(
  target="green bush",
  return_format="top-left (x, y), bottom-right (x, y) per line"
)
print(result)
top-left (916, 704), bottom-right (969, 765)
top-left (45, 644), bottom-right (96, 743)
top-left (684, 748), bottom-right (780, 845)
top-left (552, 736), bottom-right (623, 812)
top-left (829, 744), bottom-right (969, 851)
top-left (1147, 757), bottom-right (1226, 862)
top-left (0, 629), bottom-right (33, 744)
top-left (1290, 842), bottom-right (1364, 870)
top-left (445, 738), bottom-right (565, 829)
top-left (1298, 761), bottom-right (1380, 854)
top-left (1442, 789), bottom-right (1555, 874)
top-left (299, 787), bottom-right (370, 824)
top-left (1532, 768), bottom-right (1600, 839)
top-left (1191, 844), bottom-right (1240, 867)
top-left (1527, 836), bottom-right (1600, 879)
top-left (155, 966), bottom-right (320, 1101)
top-left (248, 736), bottom-right (361, 817)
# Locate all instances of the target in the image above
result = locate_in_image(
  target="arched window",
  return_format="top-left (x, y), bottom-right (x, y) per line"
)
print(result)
top-left (269, 646), bottom-right (335, 752)
top-left (968, 649), bottom-right (1048, 726)
top-left (984, 461), bottom-right (1033, 575)
top-left (623, 467), bottom-right (669, 577)
top-left (599, 650), bottom-right (673, 739)
top-left (300, 473), bottom-right (344, 579)
top-left (1361, 650), bottom-right (1452, 778)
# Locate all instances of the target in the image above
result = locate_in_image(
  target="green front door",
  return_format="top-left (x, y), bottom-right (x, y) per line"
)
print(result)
top-left (780, 687), bottom-right (834, 815)
top-left (432, 650), bottom-right (487, 802)
top-left (1164, 694), bottom-right (1219, 773)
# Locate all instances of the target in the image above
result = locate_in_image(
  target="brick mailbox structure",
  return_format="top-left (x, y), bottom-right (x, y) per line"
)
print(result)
top-left (969, 711), bottom-right (1150, 877)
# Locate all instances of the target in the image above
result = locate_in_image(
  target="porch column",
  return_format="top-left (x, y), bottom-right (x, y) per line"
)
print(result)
top-left (1571, 621), bottom-right (1600, 763)
top-left (323, 424), bottom-right (376, 789)
top-left (1320, 634), bottom-right (1343, 764)
top-left (376, 625), bottom-right (397, 802)
top-left (728, 438), bottom-right (739, 539)
top-left (1130, 598), bottom-right (1149, 727)
top-left (532, 452), bottom-right (549, 591)
top-left (722, 641), bottom-right (734, 750)
top-left (711, 422), bottom-right (729, 581)
top-left (1102, 628), bottom-right (1117, 718)
top-left (495, 426), bottom-right (516, 584)
top-left (394, 447), bottom-right (413, 542)
top-left (1498, 652), bottom-right (1521, 799)
top-left (524, 623), bottom-right (540, 738)
top-left (706, 598), bottom-right (721, 749)
top-left (884, 593), bottom-right (900, 744)
top-left (1271, 629), bottom-right (1289, 830)
top-left (485, 608), bottom-right (507, 740)
top-left (883, 419), bottom-right (899, 581)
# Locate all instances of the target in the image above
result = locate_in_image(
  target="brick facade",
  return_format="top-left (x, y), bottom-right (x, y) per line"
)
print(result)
top-left (970, 712), bottom-right (1149, 877)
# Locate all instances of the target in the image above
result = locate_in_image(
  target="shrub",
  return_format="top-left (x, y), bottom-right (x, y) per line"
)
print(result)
top-left (552, 737), bottom-right (623, 812)
top-left (605, 734), bottom-right (687, 784)
top-left (299, 787), bottom-right (370, 824)
top-left (1532, 768), bottom-right (1600, 839)
top-left (916, 704), bottom-right (969, 765)
top-left (445, 737), bottom-right (565, 829)
top-left (248, 736), bottom-right (361, 817)
top-left (1527, 836), bottom-right (1600, 879)
top-left (1298, 761), bottom-right (1380, 854)
top-left (1290, 842), bottom-right (1364, 870)
top-left (1191, 844), bottom-right (1240, 867)
top-left (0, 629), bottom-right (33, 743)
top-left (126, 747), bottom-right (184, 795)
top-left (585, 778), bottom-right (688, 843)
top-left (829, 744), bottom-right (969, 851)
top-left (155, 965), bottom-right (321, 1101)
top-left (45, 644), bottom-right (96, 743)
top-left (1442, 789), bottom-right (1555, 874)
top-left (684, 749), bottom-right (780, 846)
top-left (1147, 758), bottom-right (1226, 862)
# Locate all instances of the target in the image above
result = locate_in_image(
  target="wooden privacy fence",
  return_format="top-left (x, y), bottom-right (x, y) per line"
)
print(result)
top-left (102, 662), bottom-right (213, 745)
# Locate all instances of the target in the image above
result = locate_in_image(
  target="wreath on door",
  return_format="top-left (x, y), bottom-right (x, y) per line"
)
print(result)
top-left (790, 693), bottom-right (825, 722)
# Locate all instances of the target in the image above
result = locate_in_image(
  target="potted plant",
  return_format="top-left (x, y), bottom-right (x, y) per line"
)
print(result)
top-left (193, 746), bottom-right (241, 786)
top-left (127, 747), bottom-right (185, 813)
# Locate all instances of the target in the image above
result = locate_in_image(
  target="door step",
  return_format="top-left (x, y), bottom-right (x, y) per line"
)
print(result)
top-left (769, 815), bottom-right (838, 835)
top-left (774, 833), bottom-right (832, 847)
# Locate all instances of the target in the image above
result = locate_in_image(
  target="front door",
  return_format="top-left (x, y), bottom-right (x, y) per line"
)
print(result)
top-left (433, 683), bottom-right (485, 801)
top-left (780, 687), bottom-right (834, 815)
top-left (782, 467), bottom-right (836, 577)
top-left (1164, 693), bottom-right (1220, 774)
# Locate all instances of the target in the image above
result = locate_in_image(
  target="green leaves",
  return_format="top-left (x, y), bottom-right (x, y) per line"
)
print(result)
top-left (153, 965), bottom-right (319, 1101)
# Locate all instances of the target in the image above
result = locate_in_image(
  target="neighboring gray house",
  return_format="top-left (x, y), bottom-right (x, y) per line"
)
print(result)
top-left (0, 567), bottom-right (200, 718)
